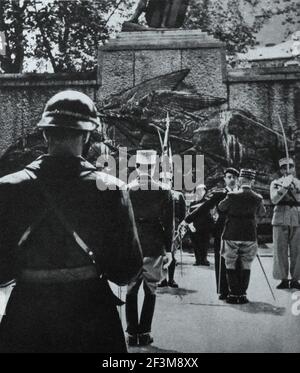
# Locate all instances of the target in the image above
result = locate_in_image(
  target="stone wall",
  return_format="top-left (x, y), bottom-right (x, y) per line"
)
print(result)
top-left (0, 53), bottom-right (300, 164)
top-left (227, 66), bottom-right (300, 136)
top-left (227, 66), bottom-right (300, 176)
top-left (0, 73), bottom-right (98, 156)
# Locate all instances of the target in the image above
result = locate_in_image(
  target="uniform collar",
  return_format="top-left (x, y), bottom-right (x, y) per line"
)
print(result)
top-left (226, 186), bottom-right (237, 192)
top-left (26, 154), bottom-right (96, 172)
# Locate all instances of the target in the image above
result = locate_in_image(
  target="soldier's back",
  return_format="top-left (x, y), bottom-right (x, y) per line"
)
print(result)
top-left (222, 188), bottom-right (263, 241)
top-left (0, 155), bottom-right (141, 353)
top-left (128, 178), bottom-right (173, 257)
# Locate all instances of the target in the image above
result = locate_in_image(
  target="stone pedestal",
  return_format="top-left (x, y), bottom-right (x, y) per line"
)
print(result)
top-left (98, 29), bottom-right (227, 100)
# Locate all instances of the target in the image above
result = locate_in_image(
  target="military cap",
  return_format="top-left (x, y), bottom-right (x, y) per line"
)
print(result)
top-left (38, 90), bottom-right (100, 131)
top-left (224, 167), bottom-right (239, 177)
top-left (239, 169), bottom-right (256, 180)
top-left (136, 150), bottom-right (157, 165)
top-left (279, 157), bottom-right (294, 168)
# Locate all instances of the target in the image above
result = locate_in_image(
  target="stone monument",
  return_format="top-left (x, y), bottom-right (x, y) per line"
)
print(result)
top-left (98, 29), bottom-right (227, 101)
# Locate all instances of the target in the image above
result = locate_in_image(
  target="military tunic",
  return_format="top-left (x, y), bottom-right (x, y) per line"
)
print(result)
top-left (270, 176), bottom-right (300, 280)
top-left (218, 187), bottom-right (266, 270)
top-left (0, 155), bottom-right (142, 353)
top-left (126, 176), bottom-right (173, 335)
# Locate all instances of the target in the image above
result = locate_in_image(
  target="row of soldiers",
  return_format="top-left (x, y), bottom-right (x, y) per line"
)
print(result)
top-left (0, 91), bottom-right (300, 353)
top-left (184, 158), bottom-right (300, 303)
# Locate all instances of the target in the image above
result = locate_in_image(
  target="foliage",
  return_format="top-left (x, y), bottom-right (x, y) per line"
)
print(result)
top-left (0, 0), bottom-right (135, 73)
top-left (184, 0), bottom-right (300, 56)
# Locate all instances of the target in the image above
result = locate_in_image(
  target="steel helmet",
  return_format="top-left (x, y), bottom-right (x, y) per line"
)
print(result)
top-left (37, 90), bottom-right (100, 131)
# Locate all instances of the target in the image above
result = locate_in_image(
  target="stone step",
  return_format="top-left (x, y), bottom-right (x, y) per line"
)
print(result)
top-left (114, 31), bottom-right (217, 42)
top-left (117, 29), bottom-right (210, 37)
top-left (115, 35), bottom-right (215, 43)
top-left (101, 29), bottom-right (224, 50)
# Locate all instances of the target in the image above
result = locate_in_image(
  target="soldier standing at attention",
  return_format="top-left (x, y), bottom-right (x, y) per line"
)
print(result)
top-left (0, 91), bottom-right (142, 353)
top-left (126, 150), bottom-right (173, 347)
top-left (158, 172), bottom-right (186, 288)
top-left (212, 168), bottom-right (239, 300)
top-left (270, 158), bottom-right (300, 290)
top-left (218, 169), bottom-right (266, 304)
top-left (184, 168), bottom-right (239, 299)
top-left (185, 184), bottom-right (213, 266)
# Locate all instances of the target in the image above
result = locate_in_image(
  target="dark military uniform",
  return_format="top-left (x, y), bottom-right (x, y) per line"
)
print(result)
top-left (0, 155), bottom-right (142, 353)
top-left (185, 198), bottom-right (214, 265)
top-left (173, 190), bottom-right (186, 228)
top-left (186, 187), bottom-right (232, 294)
top-left (126, 175), bottom-right (173, 338)
top-left (219, 184), bottom-right (265, 302)
top-left (167, 190), bottom-right (186, 285)
top-left (211, 187), bottom-right (232, 296)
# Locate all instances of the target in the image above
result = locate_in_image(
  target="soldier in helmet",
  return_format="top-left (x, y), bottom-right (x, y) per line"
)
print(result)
top-left (218, 169), bottom-right (266, 304)
top-left (0, 90), bottom-right (142, 353)
top-left (125, 150), bottom-right (173, 347)
top-left (271, 158), bottom-right (300, 290)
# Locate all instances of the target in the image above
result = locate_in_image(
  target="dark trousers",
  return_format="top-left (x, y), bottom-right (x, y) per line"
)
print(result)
top-left (190, 229), bottom-right (210, 263)
top-left (214, 236), bottom-right (229, 295)
top-left (126, 277), bottom-right (156, 335)
top-left (0, 280), bottom-right (127, 353)
top-left (168, 255), bottom-right (176, 282)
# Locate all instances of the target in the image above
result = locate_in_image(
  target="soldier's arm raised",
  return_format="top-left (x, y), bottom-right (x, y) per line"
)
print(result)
top-left (270, 180), bottom-right (289, 204)
top-left (185, 193), bottom-right (215, 223)
top-left (218, 194), bottom-right (231, 212)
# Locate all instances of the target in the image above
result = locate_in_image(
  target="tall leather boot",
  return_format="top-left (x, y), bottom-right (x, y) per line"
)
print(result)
top-left (226, 269), bottom-right (241, 304)
top-left (239, 270), bottom-right (251, 304)
top-left (168, 258), bottom-right (178, 287)
top-left (125, 293), bottom-right (139, 345)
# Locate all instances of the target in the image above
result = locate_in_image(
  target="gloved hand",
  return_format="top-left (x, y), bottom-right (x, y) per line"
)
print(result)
top-left (282, 174), bottom-right (294, 189)
top-left (163, 252), bottom-right (173, 270)
top-left (178, 221), bottom-right (187, 235)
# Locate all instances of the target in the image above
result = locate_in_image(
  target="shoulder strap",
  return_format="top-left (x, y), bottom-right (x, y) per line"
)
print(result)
top-left (22, 169), bottom-right (99, 272)
top-left (37, 181), bottom-right (100, 271)
top-left (18, 170), bottom-right (125, 306)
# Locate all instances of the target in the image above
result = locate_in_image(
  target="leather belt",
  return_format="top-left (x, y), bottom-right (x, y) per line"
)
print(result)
top-left (18, 265), bottom-right (98, 284)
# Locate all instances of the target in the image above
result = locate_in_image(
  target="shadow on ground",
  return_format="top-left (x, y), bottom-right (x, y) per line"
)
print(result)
top-left (187, 301), bottom-right (286, 316)
top-left (157, 287), bottom-right (197, 300)
top-left (129, 345), bottom-right (180, 353)
top-left (229, 301), bottom-right (286, 316)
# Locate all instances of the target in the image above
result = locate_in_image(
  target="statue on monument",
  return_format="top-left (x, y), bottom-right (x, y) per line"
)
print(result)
top-left (125, 0), bottom-right (190, 30)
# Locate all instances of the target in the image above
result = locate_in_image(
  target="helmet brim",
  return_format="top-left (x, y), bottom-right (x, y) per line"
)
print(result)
top-left (37, 117), bottom-right (98, 132)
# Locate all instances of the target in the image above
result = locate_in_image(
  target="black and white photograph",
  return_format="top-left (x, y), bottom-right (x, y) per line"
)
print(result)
top-left (0, 0), bottom-right (300, 357)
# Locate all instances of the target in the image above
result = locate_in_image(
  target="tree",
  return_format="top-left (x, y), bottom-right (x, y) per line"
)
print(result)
top-left (0, 0), bottom-right (30, 73)
top-left (0, 0), bottom-right (135, 73)
top-left (27, 0), bottom-right (119, 73)
top-left (184, 0), bottom-right (300, 56)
